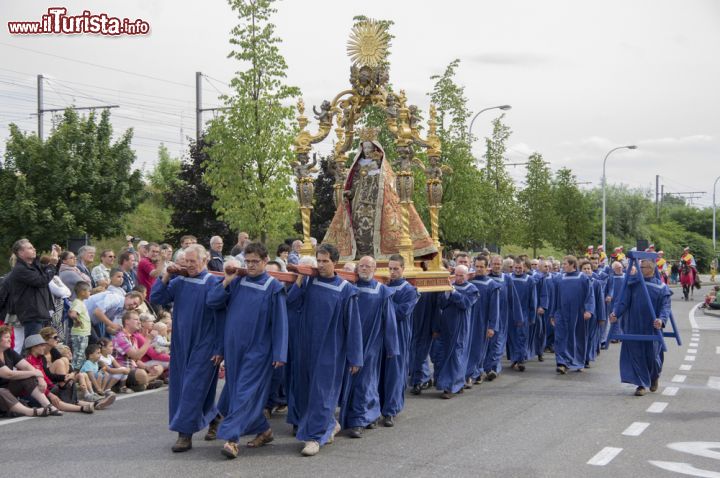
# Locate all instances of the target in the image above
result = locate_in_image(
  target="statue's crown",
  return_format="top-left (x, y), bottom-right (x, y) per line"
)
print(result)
top-left (358, 127), bottom-right (379, 142)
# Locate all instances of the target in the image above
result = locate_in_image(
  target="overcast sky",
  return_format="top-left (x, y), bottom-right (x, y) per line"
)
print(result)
top-left (2, 0), bottom-right (719, 207)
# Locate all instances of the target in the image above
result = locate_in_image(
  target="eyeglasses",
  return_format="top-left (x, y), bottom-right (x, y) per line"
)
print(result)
top-left (52, 336), bottom-right (59, 340)
top-left (106, 255), bottom-right (115, 258)
top-left (245, 260), bottom-right (262, 265)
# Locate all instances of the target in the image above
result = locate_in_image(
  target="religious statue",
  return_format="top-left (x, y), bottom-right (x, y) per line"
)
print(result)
top-left (323, 128), bottom-right (437, 261)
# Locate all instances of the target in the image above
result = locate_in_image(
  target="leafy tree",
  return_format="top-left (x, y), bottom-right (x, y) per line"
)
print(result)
top-left (552, 167), bottom-right (591, 253)
top-left (425, 59), bottom-right (486, 249)
top-left (164, 137), bottom-right (235, 248)
top-left (517, 153), bottom-right (556, 256)
top-left (121, 144), bottom-right (182, 243)
top-left (480, 115), bottom-right (518, 249)
top-left (147, 144), bottom-right (183, 197)
top-left (309, 156), bottom-right (337, 241)
top-left (204, 0), bottom-right (300, 244)
top-left (0, 108), bottom-right (143, 252)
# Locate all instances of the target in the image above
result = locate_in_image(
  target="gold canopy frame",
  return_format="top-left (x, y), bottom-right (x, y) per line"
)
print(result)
top-left (291, 19), bottom-right (451, 292)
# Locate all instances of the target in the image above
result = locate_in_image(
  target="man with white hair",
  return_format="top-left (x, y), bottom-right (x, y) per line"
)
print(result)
top-left (208, 236), bottom-right (224, 272)
top-left (340, 256), bottom-right (399, 438)
top-left (433, 265), bottom-right (479, 398)
top-left (150, 244), bottom-right (225, 453)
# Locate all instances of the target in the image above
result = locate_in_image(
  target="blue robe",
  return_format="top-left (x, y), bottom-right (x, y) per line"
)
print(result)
top-left (466, 276), bottom-right (501, 380)
top-left (434, 282), bottom-right (479, 393)
top-left (585, 274), bottom-right (606, 363)
top-left (285, 287), bottom-right (302, 426)
top-left (551, 272), bottom-right (594, 370)
top-left (289, 275), bottom-right (363, 445)
top-left (483, 273), bottom-right (516, 374)
top-left (206, 273), bottom-right (288, 442)
top-left (613, 275), bottom-right (671, 387)
top-left (604, 272), bottom-right (626, 342)
top-left (409, 292), bottom-right (438, 386)
top-left (528, 272), bottom-right (548, 358)
top-left (340, 279), bottom-right (399, 428)
top-left (380, 279), bottom-right (419, 417)
top-left (508, 273), bottom-right (536, 363)
top-left (150, 270), bottom-right (224, 435)
top-left (544, 272), bottom-right (557, 350)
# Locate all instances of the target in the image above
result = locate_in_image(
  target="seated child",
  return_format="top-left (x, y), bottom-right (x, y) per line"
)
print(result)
top-left (98, 338), bottom-right (133, 394)
top-left (80, 344), bottom-right (113, 400)
top-left (150, 322), bottom-right (170, 355)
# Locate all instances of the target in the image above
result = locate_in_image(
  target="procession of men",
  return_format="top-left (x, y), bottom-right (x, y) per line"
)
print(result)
top-left (153, 239), bottom-right (676, 460)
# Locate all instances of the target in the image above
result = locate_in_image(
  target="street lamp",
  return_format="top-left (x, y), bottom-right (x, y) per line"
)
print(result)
top-left (468, 104), bottom-right (512, 142)
top-left (713, 174), bottom-right (720, 252)
top-left (602, 145), bottom-right (638, 251)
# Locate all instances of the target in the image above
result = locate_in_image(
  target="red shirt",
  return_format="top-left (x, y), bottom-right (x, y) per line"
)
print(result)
top-left (136, 257), bottom-right (157, 298)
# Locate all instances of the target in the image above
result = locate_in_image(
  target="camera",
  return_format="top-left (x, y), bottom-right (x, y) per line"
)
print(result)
top-left (126, 235), bottom-right (142, 243)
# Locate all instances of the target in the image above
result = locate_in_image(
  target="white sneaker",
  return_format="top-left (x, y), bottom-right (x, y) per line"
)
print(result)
top-left (301, 440), bottom-right (320, 456)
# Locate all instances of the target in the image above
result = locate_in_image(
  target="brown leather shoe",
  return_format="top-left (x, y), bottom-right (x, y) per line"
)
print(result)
top-left (205, 415), bottom-right (222, 441)
top-left (650, 378), bottom-right (659, 392)
top-left (171, 434), bottom-right (192, 452)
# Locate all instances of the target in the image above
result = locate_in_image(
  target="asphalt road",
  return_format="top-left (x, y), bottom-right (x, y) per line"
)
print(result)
top-left (2, 283), bottom-right (719, 478)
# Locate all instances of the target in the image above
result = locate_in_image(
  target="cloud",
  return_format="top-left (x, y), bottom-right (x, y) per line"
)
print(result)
top-left (465, 51), bottom-right (552, 67)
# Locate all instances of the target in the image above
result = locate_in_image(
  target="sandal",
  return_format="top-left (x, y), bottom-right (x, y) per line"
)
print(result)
top-left (246, 429), bottom-right (274, 448)
top-left (221, 441), bottom-right (239, 459)
top-left (46, 405), bottom-right (63, 416)
top-left (32, 407), bottom-right (49, 417)
top-left (80, 404), bottom-right (94, 414)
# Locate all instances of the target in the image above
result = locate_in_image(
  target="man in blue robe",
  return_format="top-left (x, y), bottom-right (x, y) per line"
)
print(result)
top-left (483, 255), bottom-right (516, 381)
top-left (604, 261), bottom-right (626, 345)
top-left (288, 243), bottom-right (363, 457)
top-left (434, 265), bottom-right (479, 398)
top-left (508, 258), bottom-right (536, 372)
top-left (528, 259), bottom-right (548, 362)
top-left (409, 291), bottom-right (438, 394)
top-left (206, 243), bottom-right (288, 459)
top-left (580, 260), bottom-right (605, 367)
top-left (466, 256), bottom-right (501, 385)
top-left (550, 255), bottom-right (594, 374)
top-left (379, 254), bottom-right (419, 426)
top-left (341, 256), bottom-right (399, 437)
top-left (542, 260), bottom-right (557, 353)
top-left (610, 260), bottom-right (671, 396)
top-left (150, 244), bottom-right (224, 453)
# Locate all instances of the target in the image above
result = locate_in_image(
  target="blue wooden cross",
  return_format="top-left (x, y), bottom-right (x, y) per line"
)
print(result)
top-left (606, 250), bottom-right (682, 347)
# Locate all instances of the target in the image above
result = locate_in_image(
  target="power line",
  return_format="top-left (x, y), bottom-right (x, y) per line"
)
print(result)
top-left (0, 42), bottom-right (195, 89)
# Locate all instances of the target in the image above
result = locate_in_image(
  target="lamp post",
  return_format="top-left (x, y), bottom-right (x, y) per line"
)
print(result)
top-left (713, 175), bottom-right (720, 252)
top-left (468, 104), bottom-right (512, 142)
top-left (602, 145), bottom-right (638, 251)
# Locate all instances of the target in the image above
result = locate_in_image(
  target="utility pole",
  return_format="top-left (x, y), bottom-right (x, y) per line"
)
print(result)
top-left (37, 74), bottom-right (43, 140)
top-left (37, 74), bottom-right (118, 141)
top-left (196, 71), bottom-right (229, 142)
top-left (656, 174), bottom-right (660, 220)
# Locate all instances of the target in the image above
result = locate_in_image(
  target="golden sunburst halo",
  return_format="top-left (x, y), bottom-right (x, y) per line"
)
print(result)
top-left (347, 20), bottom-right (390, 68)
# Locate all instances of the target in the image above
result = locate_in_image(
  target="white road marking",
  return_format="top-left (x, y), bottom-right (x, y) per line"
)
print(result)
top-left (716, 346), bottom-right (720, 354)
top-left (687, 349), bottom-right (698, 354)
top-left (708, 377), bottom-right (720, 391)
top-left (649, 461), bottom-right (720, 478)
top-left (646, 401), bottom-right (668, 413)
top-left (588, 447), bottom-right (623, 466)
top-left (622, 422), bottom-right (650, 436)
top-left (679, 364), bottom-right (692, 371)
top-left (685, 355), bottom-right (696, 361)
top-left (662, 386), bottom-right (679, 396)
top-left (690, 304), bottom-right (699, 328)
top-left (672, 375), bottom-right (687, 383)
top-left (0, 387), bottom-right (165, 427)
top-left (668, 441), bottom-right (720, 460)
